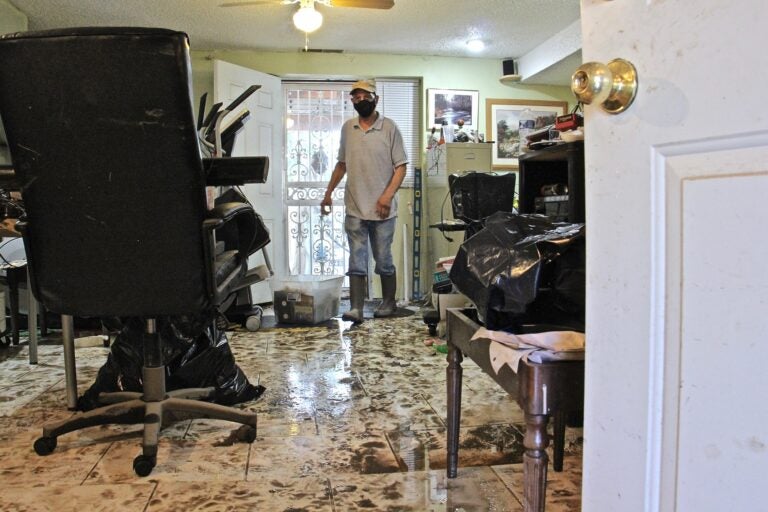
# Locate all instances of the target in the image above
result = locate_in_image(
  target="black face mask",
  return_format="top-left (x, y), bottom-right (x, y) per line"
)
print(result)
top-left (354, 99), bottom-right (376, 118)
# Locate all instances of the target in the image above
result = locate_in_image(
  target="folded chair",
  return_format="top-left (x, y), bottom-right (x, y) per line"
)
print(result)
top-left (0, 27), bottom-right (262, 476)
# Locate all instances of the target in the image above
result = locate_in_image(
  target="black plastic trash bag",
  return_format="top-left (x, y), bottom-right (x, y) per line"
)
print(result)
top-left (78, 314), bottom-right (265, 411)
top-left (449, 212), bottom-right (585, 332)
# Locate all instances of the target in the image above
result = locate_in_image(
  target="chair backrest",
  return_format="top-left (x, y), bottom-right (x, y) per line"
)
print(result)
top-left (448, 171), bottom-right (517, 222)
top-left (0, 27), bottom-right (212, 317)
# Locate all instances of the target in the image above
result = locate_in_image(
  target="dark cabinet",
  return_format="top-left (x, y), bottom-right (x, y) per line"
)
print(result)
top-left (517, 141), bottom-right (584, 223)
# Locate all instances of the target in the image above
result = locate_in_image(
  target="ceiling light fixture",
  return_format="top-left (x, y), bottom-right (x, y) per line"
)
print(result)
top-left (293, 0), bottom-right (323, 33)
top-left (466, 39), bottom-right (485, 52)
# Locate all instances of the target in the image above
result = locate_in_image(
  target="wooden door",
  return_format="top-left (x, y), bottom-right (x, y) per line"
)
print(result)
top-left (214, 60), bottom-right (284, 303)
top-left (580, 1), bottom-right (768, 510)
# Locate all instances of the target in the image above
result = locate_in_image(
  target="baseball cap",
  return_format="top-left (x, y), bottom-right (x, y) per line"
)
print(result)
top-left (350, 79), bottom-right (376, 95)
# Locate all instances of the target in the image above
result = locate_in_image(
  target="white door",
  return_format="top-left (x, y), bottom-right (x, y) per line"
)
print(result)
top-left (580, 2), bottom-right (768, 511)
top-left (214, 60), bottom-right (284, 304)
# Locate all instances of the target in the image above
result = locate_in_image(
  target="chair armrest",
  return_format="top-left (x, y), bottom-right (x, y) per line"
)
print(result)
top-left (203, 202), bottom-right (254, 229)
top-left (203, 202), bottom-right (258, 258)
top-left (202, 202), bottom-right (259, 304)
top-left (202, 156), bottom-right (269, 186)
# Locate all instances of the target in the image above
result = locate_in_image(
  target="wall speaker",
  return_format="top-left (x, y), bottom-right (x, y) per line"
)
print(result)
top-left (500, 58), bottom-right (521, 84)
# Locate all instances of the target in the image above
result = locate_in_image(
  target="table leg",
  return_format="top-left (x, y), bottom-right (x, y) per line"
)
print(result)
top-left (523, 412), bottom-right (550, 512)
top-left (446, 343), bottom-right (463, 478)
top-left (61, 315), bottom-right (78, 410)
top-left (552, 410), bottom-right (566, 472)
top-left (26, 270), bottom-right (38, 364)
top-left (7, 268), bottom-right (20, 346)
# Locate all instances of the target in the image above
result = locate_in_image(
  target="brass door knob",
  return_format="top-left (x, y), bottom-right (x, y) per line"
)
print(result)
top-left (571, 58), bottom-right (638, 114)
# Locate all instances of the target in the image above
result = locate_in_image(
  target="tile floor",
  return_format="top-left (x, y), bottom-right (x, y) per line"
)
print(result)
top-left (0, 307), bottom-right (582, 511)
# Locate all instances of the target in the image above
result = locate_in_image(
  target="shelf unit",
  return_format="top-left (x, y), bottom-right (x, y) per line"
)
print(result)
top-left (517, 141), bottom-right (584, 223)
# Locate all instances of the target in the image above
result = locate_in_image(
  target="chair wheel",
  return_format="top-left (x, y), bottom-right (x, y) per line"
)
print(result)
top-left (133, 454), bottom-right (156, 477)
top-left (244, 313), bottom-right (262, 332)
top-left (34, 436), bottom-right (57, 455)
top-left (236, 425), bottom-right (257, 443)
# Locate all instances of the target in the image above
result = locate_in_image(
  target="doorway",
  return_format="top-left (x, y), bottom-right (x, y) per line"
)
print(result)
top-left (283, 82), bottom-right (354, 278)
top-left (282, 79), bottom-right (422, 289)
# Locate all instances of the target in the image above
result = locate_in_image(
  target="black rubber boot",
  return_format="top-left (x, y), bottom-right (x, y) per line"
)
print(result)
top-left (374, 271), bottom-right (397, 318)
top-left (342, 275), bottom-right (366, 323)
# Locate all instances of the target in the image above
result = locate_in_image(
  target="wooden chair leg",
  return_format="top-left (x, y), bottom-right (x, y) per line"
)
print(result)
top-left (7, 267), bottom-right (20, 346)
top-left (446, 343), bottom-right (463, 478)
top-left (26, 268), bottom-right (38, 364)
top-left (39, 304), bottom-right (47, 336)
top-left (552, 410), bottom-right (567, 472)
top-left (61, 315), bottom-right (78, 410)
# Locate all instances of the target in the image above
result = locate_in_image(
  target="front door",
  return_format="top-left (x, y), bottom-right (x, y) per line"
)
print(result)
top-left (214, 60), bottom-right (284, 303)
top-left (580, 2), bottom-right (768, 510)
top-left (283, 82), bottom-right (354, 279)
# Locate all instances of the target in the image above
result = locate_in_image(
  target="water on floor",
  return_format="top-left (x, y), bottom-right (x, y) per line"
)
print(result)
top-left (0, 307), bottom-right (582, 511)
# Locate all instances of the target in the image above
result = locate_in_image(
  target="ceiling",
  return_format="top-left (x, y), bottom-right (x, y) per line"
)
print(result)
top-left (7, 0), bottom-right (582, 85)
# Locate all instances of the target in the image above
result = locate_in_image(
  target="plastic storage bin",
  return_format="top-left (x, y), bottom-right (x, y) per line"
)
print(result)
top-left (272, 275), bottom-right (344, 324)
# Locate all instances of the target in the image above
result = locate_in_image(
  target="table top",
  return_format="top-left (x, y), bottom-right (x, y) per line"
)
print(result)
top-left (446, 308), bottom-right (584, 416)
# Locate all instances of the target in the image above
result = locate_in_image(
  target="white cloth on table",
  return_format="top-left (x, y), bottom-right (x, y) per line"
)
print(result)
top-left (471, 327), bottom-right (585, 374)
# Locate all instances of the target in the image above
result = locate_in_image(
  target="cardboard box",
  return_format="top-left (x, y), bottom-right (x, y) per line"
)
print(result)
top-left (273, 276), bottom-right (343, 324)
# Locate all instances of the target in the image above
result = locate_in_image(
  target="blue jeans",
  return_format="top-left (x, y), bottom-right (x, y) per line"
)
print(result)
top-left (345, 215), bottom-right (396, 276)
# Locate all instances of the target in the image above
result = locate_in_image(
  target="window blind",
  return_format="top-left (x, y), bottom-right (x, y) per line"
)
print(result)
top-left (283, 78), bottom-right (421, 188)
top-left (374, 78), bottom-right (421, 188)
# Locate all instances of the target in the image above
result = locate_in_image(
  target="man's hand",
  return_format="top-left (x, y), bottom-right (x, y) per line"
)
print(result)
top-left (375, 195), bottom-right (392, 219)
top-left (320, 193), bottom-right (332, 216)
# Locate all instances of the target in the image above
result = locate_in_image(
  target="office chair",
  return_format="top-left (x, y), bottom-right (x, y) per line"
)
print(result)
top-left (0, 27), bottom-right (263, 476)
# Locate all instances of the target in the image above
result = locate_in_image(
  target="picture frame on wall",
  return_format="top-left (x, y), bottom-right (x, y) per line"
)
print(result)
top-left (427, 88), bottom-right (479, 131)
top-left (486, 98), bottom-right (568, 169)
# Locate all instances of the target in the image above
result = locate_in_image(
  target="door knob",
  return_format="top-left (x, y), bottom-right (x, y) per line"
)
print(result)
top-left (571, 58), bottom-right (638, 114)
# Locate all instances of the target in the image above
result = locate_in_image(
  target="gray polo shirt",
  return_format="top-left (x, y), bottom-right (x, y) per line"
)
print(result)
top-left (337, 112), bottom-right (408, 220)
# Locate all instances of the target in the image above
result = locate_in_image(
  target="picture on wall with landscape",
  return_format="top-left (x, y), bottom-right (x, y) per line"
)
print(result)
top-left (427, 89), bottom-right (479, 131)
top-left (486, 98), bottom-right (567, 168)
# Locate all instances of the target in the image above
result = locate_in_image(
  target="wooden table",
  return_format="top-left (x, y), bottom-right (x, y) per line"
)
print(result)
top-left (445, 308), bottom-right (584, 512)
top-left (0, 257), bottom-right (48, 362)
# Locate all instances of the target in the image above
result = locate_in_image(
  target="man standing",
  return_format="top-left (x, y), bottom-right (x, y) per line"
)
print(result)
top-left (321, 79), bottom-right (408, 323)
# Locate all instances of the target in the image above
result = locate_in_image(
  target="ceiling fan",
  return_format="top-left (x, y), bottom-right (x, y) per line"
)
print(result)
top-left (221, 0), bottom-right (393, 34)
top-left (220, 0), bottom-right (395, 10)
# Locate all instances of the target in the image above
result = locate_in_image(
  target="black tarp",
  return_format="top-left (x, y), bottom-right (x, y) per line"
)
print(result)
top-left (78, 314), bottom-right (264, 411)
top-left (449, 212), bottom-right (585, 332)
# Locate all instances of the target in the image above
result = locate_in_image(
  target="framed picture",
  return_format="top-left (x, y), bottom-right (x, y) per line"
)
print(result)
top-left (427, 88), bottom-right (479, 131)
top-left (486, 98), bottom-right (568, 169)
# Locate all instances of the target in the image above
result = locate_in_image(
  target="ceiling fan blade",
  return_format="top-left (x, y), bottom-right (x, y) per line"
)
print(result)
top-left (330, 0), bottom-right (394, 9)
top-left (220, 1), bottom-right (272, 7)
top-left (219, 0), bottom-right (296, 7)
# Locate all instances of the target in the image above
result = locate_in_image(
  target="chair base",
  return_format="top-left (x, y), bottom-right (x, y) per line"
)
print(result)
top-left (34, 386), bottom-right (258, 476)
